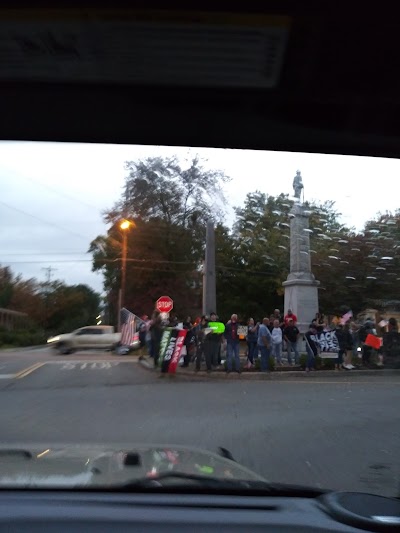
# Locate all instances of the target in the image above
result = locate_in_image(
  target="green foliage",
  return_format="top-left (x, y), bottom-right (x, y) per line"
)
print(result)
top-left (322, 358), bottom-right (336, 370)
top-left (299, 353), bottom-right (307, 369)
top-left (0, 328), bottom-right (46, 348)
top-left (44, 283), bottom-right (101, 334)
top-left (0, 265), bottom-right (101, 336)
top-left (253, 356), bottom-right (275, 371)
top-left (215, 192), bottom-right (352, 319)
top-left (90, 156), bottom-right (230, 320)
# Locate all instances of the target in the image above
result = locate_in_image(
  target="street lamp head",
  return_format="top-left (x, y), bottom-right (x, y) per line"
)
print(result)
top-left (120, 220), bottom-right (131, 230)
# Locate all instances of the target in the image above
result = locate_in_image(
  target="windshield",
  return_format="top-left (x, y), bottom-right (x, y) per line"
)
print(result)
top-left (0, 142), bottom-right (399, 497)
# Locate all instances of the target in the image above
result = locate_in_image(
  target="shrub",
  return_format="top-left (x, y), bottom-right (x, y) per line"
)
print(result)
top-left (299, 353), bottom-right (307, 369)
top-left (322, 358), bottom-right (336, 370)
top-left (0, 329), bottom-right (46, 348)
top-left (252, 356), bottom-right (275, 371)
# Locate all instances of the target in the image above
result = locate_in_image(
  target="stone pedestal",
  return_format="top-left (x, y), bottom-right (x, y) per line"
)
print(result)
top-left (283, 202), bottom-right (319, 333)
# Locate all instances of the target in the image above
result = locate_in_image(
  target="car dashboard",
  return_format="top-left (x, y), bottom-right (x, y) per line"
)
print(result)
top-left (0, 490), bottom-right (398, 532)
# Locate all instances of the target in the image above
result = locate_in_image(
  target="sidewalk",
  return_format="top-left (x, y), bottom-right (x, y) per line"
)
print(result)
top-left (139, 355), bottom-right (399, 379)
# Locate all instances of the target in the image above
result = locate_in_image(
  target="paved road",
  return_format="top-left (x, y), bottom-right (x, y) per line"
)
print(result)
top-left (0, 347), bottom-right (399, 497)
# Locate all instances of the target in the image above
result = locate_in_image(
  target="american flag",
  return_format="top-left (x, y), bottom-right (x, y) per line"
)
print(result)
top-left (120, 308), bottom-right (137, 346)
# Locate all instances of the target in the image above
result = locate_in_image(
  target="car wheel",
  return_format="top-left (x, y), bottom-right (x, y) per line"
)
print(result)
top-left (57, 343), bottom-right (72, 355)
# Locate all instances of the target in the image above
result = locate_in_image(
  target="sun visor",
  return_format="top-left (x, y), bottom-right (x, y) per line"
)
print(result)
top-left (0, 9), bottom-right (290, 88)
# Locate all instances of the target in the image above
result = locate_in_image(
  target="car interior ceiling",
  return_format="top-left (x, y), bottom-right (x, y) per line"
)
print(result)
top-left (1, 1), bottom-right (400, 159)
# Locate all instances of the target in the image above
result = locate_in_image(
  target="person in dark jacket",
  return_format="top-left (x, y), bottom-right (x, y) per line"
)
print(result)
top-left (359, 319), bottom-right (375, 367)
top-left (194, 316), bottom-right (208, 372)
top-left (381, 317), bottom-right (400, 368)
top-left (224, 314), bottom-right (241, 373)
top-left (150, 310), bottom-right (163, 368)
top-left (335, 323), bottom-right (354, 370)
top-left (202, 312), bottom-right (223, 372)
top-left (304, 324), bottom-right (319, 371)
top-left (246, 317), bottom-right (259, 368)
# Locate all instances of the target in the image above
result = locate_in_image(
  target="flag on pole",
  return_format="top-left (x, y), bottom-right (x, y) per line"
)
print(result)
top-left (340, 310), bottom-right (353, 325)
top-left (120, 307), bottom-right (136, 346)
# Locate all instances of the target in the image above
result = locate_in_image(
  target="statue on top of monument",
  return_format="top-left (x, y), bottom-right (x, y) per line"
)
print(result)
top-left (293, 170), bottom-right (304, 201)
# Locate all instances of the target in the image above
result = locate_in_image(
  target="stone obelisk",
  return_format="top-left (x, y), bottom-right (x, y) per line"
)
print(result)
top-left (282, 171), bottom-right (319, 332)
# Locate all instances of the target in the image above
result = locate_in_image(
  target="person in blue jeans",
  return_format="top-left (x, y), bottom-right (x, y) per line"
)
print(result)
top-left (246, 317), bottom-right (259, 368)
top-left (283, 318), bottom-right (300, 365)
top-left (258, 317), bottom-right (272, 372)
top-left (224, 314), bottom-right (241, 374)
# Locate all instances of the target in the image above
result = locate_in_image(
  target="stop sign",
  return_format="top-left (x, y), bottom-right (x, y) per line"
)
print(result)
top-left (156, 296), bottom-right (173, 313)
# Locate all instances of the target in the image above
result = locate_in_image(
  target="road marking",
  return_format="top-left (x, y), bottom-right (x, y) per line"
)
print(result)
top-left (14, 362), bottom-right (46, 379)
top-left (0, 374), bottom-right (17, 379)
top-left (59, 362), bottom-right (120, 370)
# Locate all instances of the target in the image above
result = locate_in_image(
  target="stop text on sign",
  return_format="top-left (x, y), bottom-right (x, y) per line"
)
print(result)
top-left (156, 296), bottom-right (173, 313)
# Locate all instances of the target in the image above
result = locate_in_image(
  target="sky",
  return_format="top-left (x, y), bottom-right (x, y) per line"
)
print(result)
top-left (1, 141), bottom-right (400, 295)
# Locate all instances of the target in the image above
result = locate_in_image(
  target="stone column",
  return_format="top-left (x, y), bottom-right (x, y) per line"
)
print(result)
top-left (202, 220), bottom-right (216, 316)
top-left (282, 203), bottom-right (319, 333)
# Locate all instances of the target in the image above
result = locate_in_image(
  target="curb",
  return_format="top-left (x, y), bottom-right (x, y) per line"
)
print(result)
top-left (138, 358), bottom-right (400, 380)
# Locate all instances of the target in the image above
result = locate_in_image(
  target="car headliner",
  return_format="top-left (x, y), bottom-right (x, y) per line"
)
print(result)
top-left (1, 1), bottom-right (400, 159)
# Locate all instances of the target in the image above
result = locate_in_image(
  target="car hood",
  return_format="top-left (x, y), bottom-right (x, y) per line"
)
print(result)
top-left (0, 444), bottom-right (267, 488)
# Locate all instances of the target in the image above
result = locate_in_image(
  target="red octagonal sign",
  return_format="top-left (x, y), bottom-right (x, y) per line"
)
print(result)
top-left (156, 296), bottom-right (173, 313)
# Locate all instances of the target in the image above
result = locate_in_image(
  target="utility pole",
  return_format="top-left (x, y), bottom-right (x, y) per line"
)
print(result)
top-left (41, 266), bottom-right (57, 331)
top-left (42, 266), bottom-right (57, 284)
top-left (202, 220), bottom-right (216, 316)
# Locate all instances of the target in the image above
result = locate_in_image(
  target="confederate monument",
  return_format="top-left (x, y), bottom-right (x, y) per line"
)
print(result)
top-left (282, 171), bottom-right (319, 332)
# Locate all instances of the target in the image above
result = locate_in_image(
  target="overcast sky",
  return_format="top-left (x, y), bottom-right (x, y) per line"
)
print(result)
top-left (1, 141), bottom-right (399, 295)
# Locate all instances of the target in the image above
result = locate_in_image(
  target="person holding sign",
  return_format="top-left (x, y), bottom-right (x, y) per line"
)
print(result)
top-left (205, 312), bottom-right (224, 372)
top-left (224, 314), bottom-right (241, 374)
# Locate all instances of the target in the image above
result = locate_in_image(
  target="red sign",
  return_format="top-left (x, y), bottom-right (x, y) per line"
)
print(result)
top-left (156, 296), bottom-right (173, 313)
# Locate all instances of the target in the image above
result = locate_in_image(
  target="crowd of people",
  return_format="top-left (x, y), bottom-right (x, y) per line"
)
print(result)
top-left (138, 308), bottom-right (399, 373)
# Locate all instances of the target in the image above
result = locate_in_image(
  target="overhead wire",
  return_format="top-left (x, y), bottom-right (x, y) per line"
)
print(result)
top-left (0, 200), bottom-right (94, 242)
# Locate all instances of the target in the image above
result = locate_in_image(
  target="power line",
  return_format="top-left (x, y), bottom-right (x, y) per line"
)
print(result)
top-left (0, 200), bottom-right (93, 242)
top-left (1, 165), bottom-right (105, 213)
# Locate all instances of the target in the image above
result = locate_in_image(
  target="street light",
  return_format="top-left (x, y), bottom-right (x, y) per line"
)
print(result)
top-left (117, 219), bottom-right (132, 332)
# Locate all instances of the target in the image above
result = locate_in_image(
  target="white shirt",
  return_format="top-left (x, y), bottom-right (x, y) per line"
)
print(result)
top-left (271, 327), bottom-right (283, 345)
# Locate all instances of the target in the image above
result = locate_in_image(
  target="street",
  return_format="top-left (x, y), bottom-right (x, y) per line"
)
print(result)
top-left (0, 346), bottom-right (399, 497)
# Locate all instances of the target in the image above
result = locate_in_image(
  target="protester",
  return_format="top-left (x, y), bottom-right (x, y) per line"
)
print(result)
top-left (349, 321), bottom-right (360, 360)
top-left (273, 309), bottom-right (283, 325)
top-left (194, 316), bottom-right (208, 372)
top-left (381, 317), bottom-right (400, 367)
top-left (314, 313), bottom-right (325, 332)
top-left (283, 318), bottom-right (300, 365)
top-left (335, 323), bottom-right (355, 370)
top-left (224, 314), bottom-right (241, 374)
top-left (284, 308), bottom-right (298, 326)
top-left (271, 319), bottom-right (283, 366)
top-left (304, 324), bottom-right (319, 371)
top-left (182, 321), bottom-right (197, 367)
top-left (139, 315), bottom-right (148, 349)
top-left (207, 312), bottom-right (223, 371)
top-left (257, 317), bottom-right (272, 372)
top-left (359, 318), bottom-right (375, 367)
top-left (246, 318), bottom-right (259, 368)
top-left (150, 310), bottom-right (163, 367)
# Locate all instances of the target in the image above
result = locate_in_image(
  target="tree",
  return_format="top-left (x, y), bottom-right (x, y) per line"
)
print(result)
top-left (44, 283), bottom-right (101, 333)
top-left (215, 193), bottom-right (354, 320)
top-left (90, 156), bottom-right (230, 321)
top-left (0, 265), bottom-right (101, 334)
